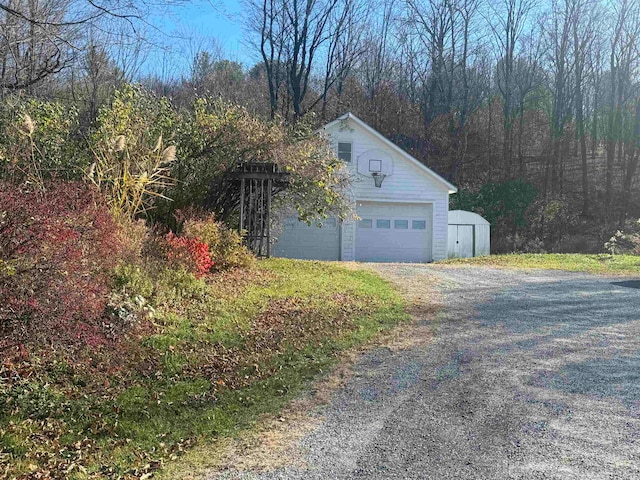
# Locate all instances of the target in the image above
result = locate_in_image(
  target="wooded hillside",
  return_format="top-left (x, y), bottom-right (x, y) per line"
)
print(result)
top-left (3, 0), bottom-right (640, 252)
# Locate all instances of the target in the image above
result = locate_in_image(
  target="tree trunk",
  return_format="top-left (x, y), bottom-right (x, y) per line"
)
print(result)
top-left (620, 102), bottom-right (640, 225)
top-left (605, 54), bottom-right (616, 211)
top-left (574, 52), bottom-right (588, 214)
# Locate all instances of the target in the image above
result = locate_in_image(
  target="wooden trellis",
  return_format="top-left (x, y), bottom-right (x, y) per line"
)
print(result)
top-left (230, 162), bottom-right (289, 257)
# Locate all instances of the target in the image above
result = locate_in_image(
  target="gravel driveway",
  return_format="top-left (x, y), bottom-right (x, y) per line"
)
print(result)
top-left (209, 265), bottom-right (640, 479)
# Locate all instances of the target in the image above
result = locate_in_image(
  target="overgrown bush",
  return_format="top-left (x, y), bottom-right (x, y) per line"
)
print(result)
top-left (113, 263), bottom-right (155, 299)
top-left (1, 87), bottom-right (353, 231)
top-left (165, 232), bottom-right (214, 277)
top-left (452, 179), bottom-right (538, 252)
top-left (0, 182), bottom-right (126, 351)
top-left (89, 85), bottom-right (179, 220)
top-left (180, 210), bottom-right (256, 271)
top-left (116, 217), bottom-right (150, 264)
top-left (110, 263), bottom-right (157, 324)
top-left (0, 97), bottom-right (83, 183)
top-left (604, 221), bottom-right (640, 255)
top-left (166, 98), bottom-right (352, 225)
top-left (526, 197), bottom-right (582, 251)
top-left (451, 179), bottom-right (537, 228)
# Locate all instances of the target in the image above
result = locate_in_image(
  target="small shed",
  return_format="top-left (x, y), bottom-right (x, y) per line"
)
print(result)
top-left (447, 210), bottom-right (490, 258)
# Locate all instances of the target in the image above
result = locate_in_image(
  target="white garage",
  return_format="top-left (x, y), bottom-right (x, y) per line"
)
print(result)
top-left (355, 202), bottom-right (433, 262)
top-left (273, 217), bottom-right (340, 260)
top-left (447, 210), bottom-right (490, 258)
top-left (273, 113), bottom-right (457, 263)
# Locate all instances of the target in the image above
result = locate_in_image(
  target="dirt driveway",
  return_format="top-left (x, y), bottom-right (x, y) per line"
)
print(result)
top-left (209, 264), bottom-right (640, 479)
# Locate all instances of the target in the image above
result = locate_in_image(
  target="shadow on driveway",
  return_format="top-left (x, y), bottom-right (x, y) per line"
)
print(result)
top-left (611, 280), bottom-right (640, 289)
top-left (476, 278), bottom-right (640, 407)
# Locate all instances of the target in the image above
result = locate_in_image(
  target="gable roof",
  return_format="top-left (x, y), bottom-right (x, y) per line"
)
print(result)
top-left (322, 112), bottom-right (457, 194)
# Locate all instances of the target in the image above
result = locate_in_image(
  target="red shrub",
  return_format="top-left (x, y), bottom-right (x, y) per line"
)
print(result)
top-left (165, 232), bottom-right (214, 277)
top-left (0, 182), bottom-right (125, 351)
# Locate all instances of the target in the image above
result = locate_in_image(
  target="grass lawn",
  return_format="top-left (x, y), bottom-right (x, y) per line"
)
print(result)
top-left (442, 253), bottom-right (640, 275)
top-left (0, 259), bottom-right (407, 479)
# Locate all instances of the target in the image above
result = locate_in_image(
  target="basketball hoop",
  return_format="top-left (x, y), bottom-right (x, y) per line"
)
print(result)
top-left (372, 172), bottom-right (386, 188)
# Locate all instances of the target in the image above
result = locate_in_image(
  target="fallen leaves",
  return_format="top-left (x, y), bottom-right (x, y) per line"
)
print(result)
top-left (1, 261), bottom-right (406, 479)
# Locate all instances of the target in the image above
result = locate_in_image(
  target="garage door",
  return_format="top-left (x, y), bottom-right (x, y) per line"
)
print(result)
top-left (273, 217), bottom-right (340, 260)
top-left (356, 202), bottom-right (432, 262)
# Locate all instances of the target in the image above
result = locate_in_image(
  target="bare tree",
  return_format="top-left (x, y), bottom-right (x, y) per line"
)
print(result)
top-left (247, 0), bottom-right (285, 118)
top-left (319, 0), bottom-right (368, 119)
top-left (545, 0), bottom-right (575, 194)
top-left (456, 0), bottom-right (480, 131)
top-left (604, 0), bottom-right (640, 211)
top-left (405, 0), bottom-right (455, 122)
top-left (0, 0), bottom-right (165, 92)
top-left (247, 0), bottom-right (357, 120)
top-left (512, 32), bottom-right (544, 175)
top-left (488, 0), bottom-right (537, 171)
top-left (571, 0), bottom-right (599, 214)
top-left (356, 0), bottom-right (397, 126)
top-left (0, 0), bottom-right (70, 90)
top-left (69, 40), bottom-right (124, 127)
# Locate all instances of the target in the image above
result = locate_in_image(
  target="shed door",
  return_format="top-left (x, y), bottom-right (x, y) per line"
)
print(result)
top-left (274, 217), bottom-right (340, 260)
top-left (457, 225), bottom-right (474, 258)
top-left (355, 202), bottom-right (432, 263)
top-left (448, 225), bottom-right (474, 258)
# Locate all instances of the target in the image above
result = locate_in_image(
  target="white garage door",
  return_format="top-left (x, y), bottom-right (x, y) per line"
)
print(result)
top-left (356, 202), bottom-right (433, 263)
top-left (274, 217), bottom-right (340, 260)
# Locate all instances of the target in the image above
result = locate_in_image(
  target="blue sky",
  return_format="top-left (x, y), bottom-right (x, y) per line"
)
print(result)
top-left (144, 0), bottom-right (254, 78)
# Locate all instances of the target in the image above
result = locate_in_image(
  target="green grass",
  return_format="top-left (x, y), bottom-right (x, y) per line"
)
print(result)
top-left (442, 253), bottom-right (640, 275)
top-left (0, 259), bottom-right (408, 479)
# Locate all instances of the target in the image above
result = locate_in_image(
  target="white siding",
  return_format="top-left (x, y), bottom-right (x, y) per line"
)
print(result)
top-left (326, 120), bottom-right (451, 261)
top-left (475, 225), bottom-right (491, 256)
top-left (342, 219), bottom-right (355, 261)
top-left (273, 217), bottom-right (341, 260)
